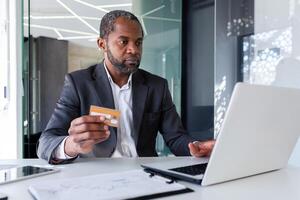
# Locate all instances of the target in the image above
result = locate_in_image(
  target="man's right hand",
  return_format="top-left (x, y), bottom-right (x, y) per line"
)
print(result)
top-left (64, 115), bottom-right (110, 157)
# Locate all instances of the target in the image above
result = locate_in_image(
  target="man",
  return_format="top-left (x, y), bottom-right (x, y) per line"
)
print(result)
top-left (37, 10), bottom-right (215, 164)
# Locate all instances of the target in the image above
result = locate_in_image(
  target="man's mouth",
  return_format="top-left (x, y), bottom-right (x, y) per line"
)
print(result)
top-left (125, 58), bottom-right (139, 65)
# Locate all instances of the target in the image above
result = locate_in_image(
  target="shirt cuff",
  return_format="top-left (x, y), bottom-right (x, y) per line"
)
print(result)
top-left (53, 136), bottom-right (77, 159)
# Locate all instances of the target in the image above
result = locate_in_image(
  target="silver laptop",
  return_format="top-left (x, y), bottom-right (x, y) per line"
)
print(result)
top-left (141, 83), bottom-right (300, 186)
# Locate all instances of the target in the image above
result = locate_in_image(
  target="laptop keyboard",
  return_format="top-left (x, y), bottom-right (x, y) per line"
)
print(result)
top-left (169, 163), bottom-right (208, 176)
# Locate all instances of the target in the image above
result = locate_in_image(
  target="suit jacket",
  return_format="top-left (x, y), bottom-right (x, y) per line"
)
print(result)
top-left (37, 62), bottom-right (193, 163)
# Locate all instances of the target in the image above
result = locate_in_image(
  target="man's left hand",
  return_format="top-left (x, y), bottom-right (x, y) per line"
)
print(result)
top-left (188, 140), bottom-right (215, 157)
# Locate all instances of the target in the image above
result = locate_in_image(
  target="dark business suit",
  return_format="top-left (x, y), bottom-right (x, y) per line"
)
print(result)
top-left (37, 62), bottom-right (193, 163)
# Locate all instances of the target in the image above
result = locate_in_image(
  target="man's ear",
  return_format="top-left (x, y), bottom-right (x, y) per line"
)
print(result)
top-left (97, 37), bottom-right (107, 52)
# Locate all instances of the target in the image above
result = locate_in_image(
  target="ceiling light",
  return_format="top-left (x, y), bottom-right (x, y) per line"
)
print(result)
top-left (25, 15), bottom-right (100, 21)
top-left (141, 5), bottom-right (165, 17)
top-left (97, 3), bottom-right (132, 8)
top-left (25, 23), bottom-right (95, 35)
top-left (72, 0), bottom-right (109, 13)
top-left (57, 0), bottom-right (98, 34)
top-left (143, 16), bottom-right (180, 22)
top-left (54, 29), bottom-right (63, 38)
top-left (58, 35), bottom-right (98, 40)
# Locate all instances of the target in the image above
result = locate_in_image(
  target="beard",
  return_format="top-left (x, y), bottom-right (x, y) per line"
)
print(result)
top-left (107, 46), bottom-right (140, 75)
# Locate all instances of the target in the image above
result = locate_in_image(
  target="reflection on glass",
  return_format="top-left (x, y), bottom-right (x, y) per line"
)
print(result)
top-left (227, 0), bottom-right (254, 36)
top-left (242, 27), bottom-right (292, 85)
top-left (214, 76), bottom-right (227, 137)
top-left (133, 0), bottom-right (182, 155)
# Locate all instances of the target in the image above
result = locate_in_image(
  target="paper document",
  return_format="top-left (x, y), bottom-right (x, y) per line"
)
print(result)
top-left (28, 169), bottom-right (192, 200)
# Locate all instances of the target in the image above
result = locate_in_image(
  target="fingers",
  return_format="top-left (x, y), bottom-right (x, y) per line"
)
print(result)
top-left (189, 140), bottom-right (215, 157)
top-left (202, 140), bottom-right (215, 156)
top-left (71, 115), bottom-right (106, 126)
top-left (66, 115), bottom-right (112, 155)
top-left (188, 142), bottom-right (206, 157)
top-left (72, 130), bottom-right (110, 143)
top-left (67, 131), bottom-right (110, 155)
top-left (76, 137), bottom-right (109, 154)
top-left (69, 123), bottom-right (109, 135)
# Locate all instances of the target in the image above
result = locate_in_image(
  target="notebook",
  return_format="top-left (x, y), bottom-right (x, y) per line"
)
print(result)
top-left (28, 169), bottom-right (193, 200)
top-left (142, 83), bottom-right (300, 186)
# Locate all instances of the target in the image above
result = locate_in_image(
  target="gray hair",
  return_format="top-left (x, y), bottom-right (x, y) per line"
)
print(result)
top-left (99, 10), bottom-right (144, 39)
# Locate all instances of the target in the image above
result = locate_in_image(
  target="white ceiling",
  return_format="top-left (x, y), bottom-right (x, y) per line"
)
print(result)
top-left (24, 0), bottom-right (132, 48)
top-left (24, 0), bottom-right (181, 51)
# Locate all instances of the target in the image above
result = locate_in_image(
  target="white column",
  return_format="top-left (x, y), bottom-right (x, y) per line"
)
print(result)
top-left (0, 0), bottom-right (23, 159)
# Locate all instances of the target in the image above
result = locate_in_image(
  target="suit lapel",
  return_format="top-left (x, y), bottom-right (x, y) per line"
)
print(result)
top-left (92, 63), bottom-right (117, 139)
top-left (92, 63), bottom-right (115, 109)
top-left (132, 70), bottom-right (148, 144)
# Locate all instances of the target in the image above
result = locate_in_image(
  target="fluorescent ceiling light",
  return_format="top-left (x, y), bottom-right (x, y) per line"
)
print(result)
top-left (139, 17), bottom-right (148, 36)
top-left (54, 29), bottom-right (63, 38)
top-left (72, 0), bottom-right (109, 13)
top-left (97, 3), bottom-right (132, 8)
top-left (25, 23), bottom-right (95, 35)
top-left (88, 38), bottom-right (97, 42)
top-left (57, 0), bottom-right (98, 34)
top-left (141, 5), bottom-right (165, 17)
top-left (25, 15), bottom-right (100, 21)
top-left (143, 16), bottom-right (180, 22)
top-left (58, 35), bottom-right (98, 40)
top-left (138, 5), bottom-right (165, 36)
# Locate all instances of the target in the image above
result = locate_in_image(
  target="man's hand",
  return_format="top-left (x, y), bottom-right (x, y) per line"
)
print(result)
top-left (188, 140), bottom-right (215, 157)
top-left (64, 115), bottom-right (110, 157)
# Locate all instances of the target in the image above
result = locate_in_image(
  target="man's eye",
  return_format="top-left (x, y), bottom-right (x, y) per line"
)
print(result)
top-left (119, 40), bottom-right (128, 45)
top-left (136, 41), bottom-right (142, 47)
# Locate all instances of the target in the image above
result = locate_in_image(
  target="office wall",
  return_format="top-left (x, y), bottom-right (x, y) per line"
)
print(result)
top-left (68, 42), bottom-right (102, 73)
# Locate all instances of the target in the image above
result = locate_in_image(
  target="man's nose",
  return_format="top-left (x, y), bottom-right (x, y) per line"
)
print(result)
top-left (126, 42), bottom-right (139, 54)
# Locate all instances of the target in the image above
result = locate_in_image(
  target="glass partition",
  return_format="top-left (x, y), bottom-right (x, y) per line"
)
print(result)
top-left (215, 0), bottom-right (300, 166)
top-left (241, 0), bottom-right (300, 166)
top-left (133, 0), bottom-right (182, 155)
top-left (23, 0), bottom-right (182, 157)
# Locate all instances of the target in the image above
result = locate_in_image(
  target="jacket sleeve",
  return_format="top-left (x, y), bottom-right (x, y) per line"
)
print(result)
top-left (159, 80), bottom-right (194, 156)
top-left (37, 74), bottom-right (80, 164)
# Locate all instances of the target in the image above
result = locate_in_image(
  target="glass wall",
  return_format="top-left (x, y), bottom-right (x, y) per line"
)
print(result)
top-left (242, 0), bottom-right (300, 166)
top-left (215, 0), bottom-right (300, 166)
top-left (23, 0), bottom-right (182, 157)
top-left (214, 0), bottom-right (254, 137)
top-left (132, 0), bottom-right (182, 155)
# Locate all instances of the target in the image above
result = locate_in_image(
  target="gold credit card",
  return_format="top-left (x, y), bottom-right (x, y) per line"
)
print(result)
top-left (89, 105), bottom-right (121, 127)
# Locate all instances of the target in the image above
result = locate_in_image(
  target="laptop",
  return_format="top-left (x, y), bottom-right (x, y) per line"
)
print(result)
top-left (141, 83), bottom-right (300, 186)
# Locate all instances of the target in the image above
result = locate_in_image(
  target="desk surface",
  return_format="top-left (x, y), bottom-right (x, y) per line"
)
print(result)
top-left (1, 157), bottom-right (300, 200)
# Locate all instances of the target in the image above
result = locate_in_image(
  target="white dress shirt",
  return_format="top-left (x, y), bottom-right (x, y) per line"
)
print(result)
top-left (54, 63), bottom-right (137, 159)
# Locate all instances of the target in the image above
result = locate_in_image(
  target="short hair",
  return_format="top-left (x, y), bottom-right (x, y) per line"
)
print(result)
top-left (99, 10), bottom-right (144, 39)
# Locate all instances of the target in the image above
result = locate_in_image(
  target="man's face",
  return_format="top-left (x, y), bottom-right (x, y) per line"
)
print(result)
top-left (104, 17), bottom-right (143, 74)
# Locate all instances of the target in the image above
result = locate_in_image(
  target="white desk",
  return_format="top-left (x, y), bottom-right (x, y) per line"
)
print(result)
top-left (1, 157), bottom-right (300, 200)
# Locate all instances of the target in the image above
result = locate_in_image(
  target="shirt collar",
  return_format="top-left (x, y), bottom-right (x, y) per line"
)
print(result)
top-left (103, 61), bottom-right (132, 88)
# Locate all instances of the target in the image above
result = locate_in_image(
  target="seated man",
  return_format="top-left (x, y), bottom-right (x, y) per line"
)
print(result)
top-left (37, 10), bottom-right (215, 164)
